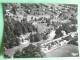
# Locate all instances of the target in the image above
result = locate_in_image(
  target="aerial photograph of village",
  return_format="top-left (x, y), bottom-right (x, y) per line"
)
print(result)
top-left (3, 3), bottom-right (79, 58)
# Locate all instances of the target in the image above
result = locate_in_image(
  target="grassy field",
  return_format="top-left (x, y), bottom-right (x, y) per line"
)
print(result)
top-left (44, 44), bottom-right (79, 57)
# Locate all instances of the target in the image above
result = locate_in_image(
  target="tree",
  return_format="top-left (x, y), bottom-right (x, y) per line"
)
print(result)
top-left (4, 21), bottom-right (20, 49)
top-left (14, 44), bottom-right (45, 58)
top-left (29, 33), bottom-right (42, 42)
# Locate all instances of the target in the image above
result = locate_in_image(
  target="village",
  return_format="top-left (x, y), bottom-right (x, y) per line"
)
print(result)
top-left (3, 3), bottom-right (79, 57)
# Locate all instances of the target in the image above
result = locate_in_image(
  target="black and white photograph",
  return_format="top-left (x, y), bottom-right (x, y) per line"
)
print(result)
top-left (3, 3), bottom-right (79, 58)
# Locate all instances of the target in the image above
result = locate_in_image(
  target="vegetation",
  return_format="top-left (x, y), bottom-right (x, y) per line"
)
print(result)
top-left (3, 3), bottom-right (78, 57)
top-left (14, 44), bottom-right (44, 58)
